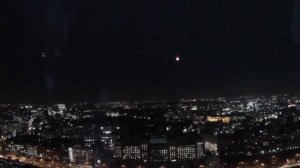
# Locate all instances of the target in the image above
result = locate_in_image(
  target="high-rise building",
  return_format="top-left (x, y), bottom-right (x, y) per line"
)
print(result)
top-left (177, 144), bottom-right (196, 160)
top-left (141, 144), bottom-right (148, 162)
top-left (169, 145), bottom-right (176, 161)
top-left (123, 145), bottom-right (141, 160)
top-left (114, 145), bottom-right (122, 158)
top-left (196, 142), bottom-right (205, 158)
top-left (149, 136), bottom-right (169, 162)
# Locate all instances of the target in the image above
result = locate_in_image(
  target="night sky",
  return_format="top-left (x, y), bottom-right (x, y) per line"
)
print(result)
top-left (0, 0), bottom-right (299, 103)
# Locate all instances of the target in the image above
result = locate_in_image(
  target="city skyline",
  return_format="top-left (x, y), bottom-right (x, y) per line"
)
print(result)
top-left (1, 94), bottom-right (300, 167)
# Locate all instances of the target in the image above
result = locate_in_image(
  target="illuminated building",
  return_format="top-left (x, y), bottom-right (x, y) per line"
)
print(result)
top-left (83, 136), bottom-right (96, 147)
top-left (114, 142), bottom-right (147, 161)
top-left (202, 135), bottom-right (218, 154)
top-left (177, 144), bottom-right (196, 160)
top-left (68, 145), bottom-right (94, 164)
top-left (196, 142), bottom-right (205, 158)
top-left (57, 104), bottom-right (66, 116)
top-left (10, 144), bottom-right (25, 153)
top-left (0, 120), bottom-right (24, 138)
top-left (169, 145), bottom-right (176, 161)
top-left (123, 145), bottom-right (141, 160)
top-left (106, 112), bottom-right (120, 117)
top-left (69, 147), bottom-right (75, 163)
top-left (100, 134), bottom-right (115, 150)
top-left (207, 116), bottom-right (231, 123)
top-left (114, 135), bottom-right (205, 164)
top-left (149, 137), bottom-right (168, 162)
top-left (114, 146), bottom-right (122, 158)
top-left (141, 144), bottom-right (148, 161)
top-left (26, 146), bottom-right (38, 157)
top-left (169, 141), bottom-right (204, 162)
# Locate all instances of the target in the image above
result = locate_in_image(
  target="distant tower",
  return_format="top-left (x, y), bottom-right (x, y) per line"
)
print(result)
top-left (68, 147), bottom-right (75, 163)
top-left (57, 104), bottom-right (66, 116)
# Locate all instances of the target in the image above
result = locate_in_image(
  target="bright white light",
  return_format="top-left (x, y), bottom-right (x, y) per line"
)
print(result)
top-left (176, 56), bottom-right (180, 62)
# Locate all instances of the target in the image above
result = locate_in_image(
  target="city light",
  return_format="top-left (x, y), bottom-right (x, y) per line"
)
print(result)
top-left (0, 95), bottom-right (300, 167)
